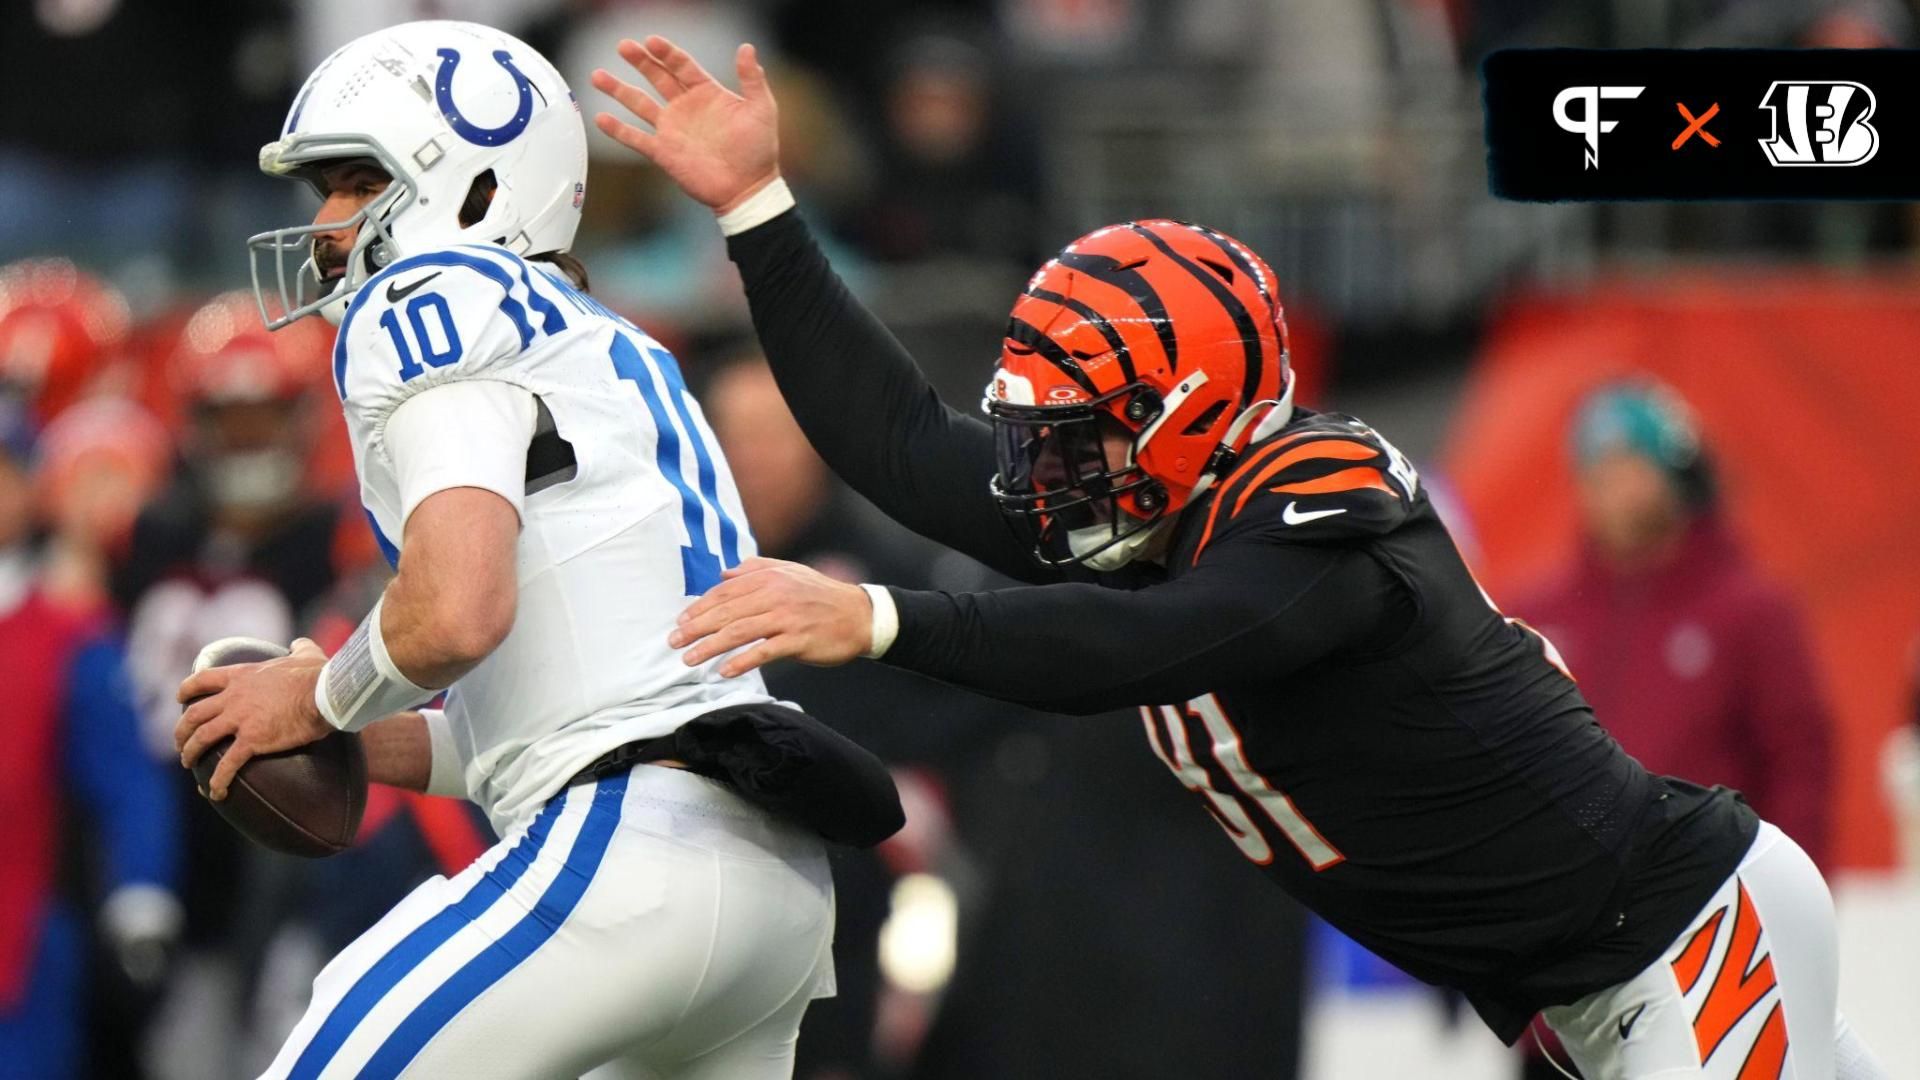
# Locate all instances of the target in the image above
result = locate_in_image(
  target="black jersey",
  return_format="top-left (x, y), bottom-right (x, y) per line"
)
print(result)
top-left (728, 209), bottom-right (1757, 1042)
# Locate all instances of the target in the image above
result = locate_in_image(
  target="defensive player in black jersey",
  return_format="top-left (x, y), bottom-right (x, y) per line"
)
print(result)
top-left (593, 37), bottom-right (1888, 1079)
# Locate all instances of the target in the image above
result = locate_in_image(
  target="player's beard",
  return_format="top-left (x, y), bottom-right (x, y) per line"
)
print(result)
top-left (312, 240), bottom-right (350, 296)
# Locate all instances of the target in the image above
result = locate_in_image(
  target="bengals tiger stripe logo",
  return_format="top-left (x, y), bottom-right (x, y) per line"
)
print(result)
top-left (1669, 882), bottom-right (1790, 1077)
top-left (1189, 430), bottom-right (1408, 563)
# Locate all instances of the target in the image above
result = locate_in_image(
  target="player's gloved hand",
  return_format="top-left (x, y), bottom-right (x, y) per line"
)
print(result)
top-left (99, 883), bottom-right (183, 989)
top-left (174, 637), bottom-right (332, 801)
top-left (590, 35), bottom-right (781, 215)
top-left (671, 558), bottom-right (871, 677)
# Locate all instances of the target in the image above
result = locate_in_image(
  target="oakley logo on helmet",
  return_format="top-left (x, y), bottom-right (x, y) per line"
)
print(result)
top-left (1758, 81), bottom-right (1878, 166)
top-left (434, 48), bottom-right (536, 147)
top-left (1552, 85), bottom-right (1645, 169)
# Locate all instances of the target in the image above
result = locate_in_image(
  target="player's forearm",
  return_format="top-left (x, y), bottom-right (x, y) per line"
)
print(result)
top-left (726, 209), bottom-right (1050, 582)
top-left (878, 584), bottom-right (1228, 714)
top-left (360, 712), bottom-right (433, 791)
top-left (360, 710), bottom-right (467, 797)
top-left (378, 571), bottom-right (505, 688)
top-left (877, 545), bottom-right (1385, 714)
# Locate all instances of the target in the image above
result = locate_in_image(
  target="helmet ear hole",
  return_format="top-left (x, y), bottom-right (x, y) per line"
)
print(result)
top-left (1181, 400), bottom-right (1228, 436)
top-left (459, 169), bottom-right (498, 229)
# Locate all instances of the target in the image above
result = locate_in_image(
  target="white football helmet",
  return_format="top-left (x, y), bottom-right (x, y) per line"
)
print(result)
top-left (249, 21), bottom-right (588, 329)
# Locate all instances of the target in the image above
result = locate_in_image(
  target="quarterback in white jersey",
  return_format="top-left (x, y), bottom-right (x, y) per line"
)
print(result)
top-left (171, 21), bottom-right (892, 1080)
top-left (336, 241), bottom-right (774, 832)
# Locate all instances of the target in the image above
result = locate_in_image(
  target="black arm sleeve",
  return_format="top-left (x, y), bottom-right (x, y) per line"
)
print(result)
top-left (879, 539), bottom-right (1406, 715)
top-left (727, 210), bottom-right (1060, 584)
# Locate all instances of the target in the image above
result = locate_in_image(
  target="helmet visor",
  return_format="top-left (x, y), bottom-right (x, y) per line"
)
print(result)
top-left (988, 398), bottom-right (1163, 566)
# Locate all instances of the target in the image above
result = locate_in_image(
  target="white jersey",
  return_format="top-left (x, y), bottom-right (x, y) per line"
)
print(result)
top-left (334, 242), bottom-right (774, 832)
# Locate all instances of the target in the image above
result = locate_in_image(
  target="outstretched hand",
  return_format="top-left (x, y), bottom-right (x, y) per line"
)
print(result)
top-left (591, 36), bottom-right (781, 215)
top-left (669, 558), bottom-right (873, 678)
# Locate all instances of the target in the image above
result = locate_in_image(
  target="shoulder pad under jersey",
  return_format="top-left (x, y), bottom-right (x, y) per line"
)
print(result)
top-left (1188, 413), bottom-right (1423, 560)
top-left (334, 244), bottom-right (570, 418)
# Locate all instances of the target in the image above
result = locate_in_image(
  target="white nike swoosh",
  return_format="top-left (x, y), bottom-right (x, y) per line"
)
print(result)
top-left (1282, 501), bottom-right (1348, 525)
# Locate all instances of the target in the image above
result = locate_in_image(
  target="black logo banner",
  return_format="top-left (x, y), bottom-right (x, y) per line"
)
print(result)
top-left (1484, 49), bottom-right (1920, 200)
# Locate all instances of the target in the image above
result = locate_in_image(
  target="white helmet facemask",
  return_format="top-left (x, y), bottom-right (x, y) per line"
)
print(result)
top-left (248, 21), bottom-right (588, 330)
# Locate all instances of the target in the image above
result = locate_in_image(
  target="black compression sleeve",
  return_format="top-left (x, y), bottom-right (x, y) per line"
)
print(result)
top-left (879, 540), bottom-right (1403, 715)
top-left (726, 210), bottom-right (1058, 584)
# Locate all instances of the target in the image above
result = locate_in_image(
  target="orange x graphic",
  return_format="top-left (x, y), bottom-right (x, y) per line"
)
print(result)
top-left (1673, 102), bottom-right (1721, 149)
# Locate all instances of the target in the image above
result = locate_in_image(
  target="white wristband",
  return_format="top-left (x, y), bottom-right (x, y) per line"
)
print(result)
top-left (315, 595), bottom-right (434, 732)
top-left (420, 708), bottom-right (466, 798)
top-left (860, 584), bottom-right (899, 659)
top-left (717, 177), bottom-right (796, 236)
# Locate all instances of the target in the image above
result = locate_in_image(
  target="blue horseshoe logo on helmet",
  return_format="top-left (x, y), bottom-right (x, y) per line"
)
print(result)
top-left (434, 48), bottom-right (535, 146)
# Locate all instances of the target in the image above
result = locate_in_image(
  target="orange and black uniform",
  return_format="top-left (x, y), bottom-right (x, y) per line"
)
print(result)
top-left (729, 209), bottom-right (1756, 1043)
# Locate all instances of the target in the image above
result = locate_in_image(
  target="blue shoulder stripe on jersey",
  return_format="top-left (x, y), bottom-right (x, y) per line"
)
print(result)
top-left (456, 245), bottom-right (568, 337)
top-left (358, 772), bottom-right (628, 1078)
top-left (333, 250), bottom-right (559, 400)
top-left (534, 265), bottom-right (635, 329)
top-left (284, 791), bottom-right (570, 1080)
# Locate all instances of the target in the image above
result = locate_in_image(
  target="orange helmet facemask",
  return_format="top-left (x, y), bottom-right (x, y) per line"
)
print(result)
top-left (987, 220), bottom-right (1293, 569)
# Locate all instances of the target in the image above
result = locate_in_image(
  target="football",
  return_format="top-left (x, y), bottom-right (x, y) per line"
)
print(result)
top-left (185, 638), bottom-right (367, 858)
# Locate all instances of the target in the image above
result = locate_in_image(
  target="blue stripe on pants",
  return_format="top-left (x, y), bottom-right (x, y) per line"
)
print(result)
top-left (359, 771), bottom-right (630, 1077)
top-left (288, 790), bottom-right (571, 1079)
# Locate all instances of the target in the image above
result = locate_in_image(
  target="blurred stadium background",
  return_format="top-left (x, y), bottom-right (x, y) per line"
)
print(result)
top-left (2, 1), bottom-right (1916, 1078)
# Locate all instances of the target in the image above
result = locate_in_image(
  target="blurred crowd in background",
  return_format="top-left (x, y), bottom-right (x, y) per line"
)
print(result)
top-left (3, 1), bottom-right (1919, 1078)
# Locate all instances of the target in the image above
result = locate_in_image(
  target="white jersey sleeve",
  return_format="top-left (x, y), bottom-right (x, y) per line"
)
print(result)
top-left (385, 380), bottom-right (537, 529)
top-left (333, 247), bottom-right (569, 563)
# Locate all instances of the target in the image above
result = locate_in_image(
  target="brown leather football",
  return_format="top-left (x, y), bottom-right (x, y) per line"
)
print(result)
top-left (185, 639), bottom-right (368, 858)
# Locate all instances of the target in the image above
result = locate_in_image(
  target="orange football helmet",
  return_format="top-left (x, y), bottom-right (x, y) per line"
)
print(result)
top-left (164, 291), bottom-right (334, 511)
top-left (986, 220), bottom-right (1292, 568)
top-left (35, 397), bottom-right (172, 552)
top-left (168, 291), bottom-right (330, 407)
top-left (0, 259), bottom-right (132, 423)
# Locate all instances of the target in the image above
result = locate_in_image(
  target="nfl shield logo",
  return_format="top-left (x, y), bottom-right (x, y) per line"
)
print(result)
top-left (573, 182), bottom-right (585, 208)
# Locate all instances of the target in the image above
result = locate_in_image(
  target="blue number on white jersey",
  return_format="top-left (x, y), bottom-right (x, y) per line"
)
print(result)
top-left (535, 276), bottom-right (742, 596)
top-left (606, 332), bottom-right (742, 594)
top-left (380, 293), bottom-right (465, 381)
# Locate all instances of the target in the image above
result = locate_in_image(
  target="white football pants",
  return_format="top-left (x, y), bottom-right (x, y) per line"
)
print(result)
top-left (261, 765), bottom-right (835, 1080)
top-left (1543, 821), bottom-right (1887, 1079)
